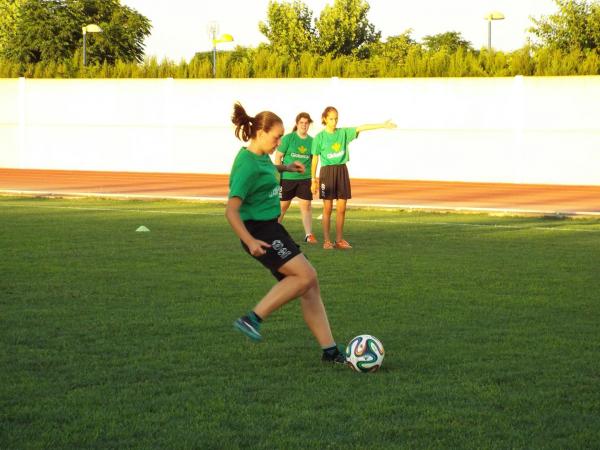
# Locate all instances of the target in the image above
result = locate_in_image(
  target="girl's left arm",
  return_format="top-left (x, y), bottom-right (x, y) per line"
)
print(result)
top-left (355, 120), bottom-right (397, 134)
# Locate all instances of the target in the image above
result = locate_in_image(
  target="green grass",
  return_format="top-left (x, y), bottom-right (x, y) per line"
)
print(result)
top-left (1, 196), bottom-right (600, 449)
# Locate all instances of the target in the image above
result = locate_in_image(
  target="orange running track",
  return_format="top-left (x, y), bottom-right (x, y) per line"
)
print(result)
top-left (1, 168), bottom-right (599, 216)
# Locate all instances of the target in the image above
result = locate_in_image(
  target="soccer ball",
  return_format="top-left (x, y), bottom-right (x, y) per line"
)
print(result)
top-left (345, 334), bottom-right (385, 373)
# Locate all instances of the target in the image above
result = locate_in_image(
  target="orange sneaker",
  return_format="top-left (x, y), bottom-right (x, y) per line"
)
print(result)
top-left (304, 234), bottom-right (318, 244)
top-left (323, 240), bottom-right (335, 250)
top-left (335, 239), bottom-right (353, 249)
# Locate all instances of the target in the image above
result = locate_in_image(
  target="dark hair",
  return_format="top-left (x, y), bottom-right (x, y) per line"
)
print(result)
top-left (292, 112), bottom-right (313, 132)
top-left (231, 102), bottom-right (283, 142)
top-left (321, 106), bottom-right (338, 125)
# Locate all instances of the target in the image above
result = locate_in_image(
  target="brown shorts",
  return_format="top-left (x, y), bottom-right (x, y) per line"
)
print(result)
top-left (280, 179), bottom-right (313, 201)
top-left (319, 164), bottom-right (351, 200)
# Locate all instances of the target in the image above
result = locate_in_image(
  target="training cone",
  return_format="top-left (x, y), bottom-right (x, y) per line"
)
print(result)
top-left (136, 226), bottom-right (150, 232)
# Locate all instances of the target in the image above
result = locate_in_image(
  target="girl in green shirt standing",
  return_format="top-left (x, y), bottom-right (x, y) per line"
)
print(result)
top-left (274, 112), bottom-right (317, 244)
top-left (227, 102), bottom-right (346, 364)
top-left (311, 106), bottom-right (396, 249)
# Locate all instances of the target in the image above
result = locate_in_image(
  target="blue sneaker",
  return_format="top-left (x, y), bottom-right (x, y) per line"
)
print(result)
top-left (233, 316), bottom-right (262, 341)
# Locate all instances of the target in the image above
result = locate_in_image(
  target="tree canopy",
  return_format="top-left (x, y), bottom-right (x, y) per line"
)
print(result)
top-left (529, 0), bottom-right (600, 51)
top-left (0, 0), bottom-right (151, 64)
top-left (259, 0), bottom-right (314, 58)
top-left (422, 31), bottom-right (473, 53)
top-left (314, 0), bottom-right (380, 57)
top-left (259, 0), bottom-right (380, 58)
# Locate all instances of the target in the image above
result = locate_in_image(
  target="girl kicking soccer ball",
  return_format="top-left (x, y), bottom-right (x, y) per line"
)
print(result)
top-left (226, 102), bottom-right (346, 364)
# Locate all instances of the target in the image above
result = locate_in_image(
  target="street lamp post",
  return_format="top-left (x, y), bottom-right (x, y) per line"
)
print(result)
top-left (484, 12), bottom-right (505, 51)
top-left (212, 33), bottom-right (234, 77)
top-left (207, 21), bottom-right (233, 78)
top-left (82, 24), bottom-right (103, 66)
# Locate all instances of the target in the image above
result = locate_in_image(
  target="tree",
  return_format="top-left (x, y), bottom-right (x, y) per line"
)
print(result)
top-left (529, 0), bottom-right (600, 51)
top-left (0, 0), bottom-right (26, 54)
top-left (422, 31), bottom-right (473, 53)
top-left (0, 0), bottom-right (151, 64)
top-left (72, 0), bottom-right (152, 64)
top-left (259, 0), bottom-right (315, 57)
top-left (367, 30), bottom-right (419, 64)
top-left (314, 0), bottom-right (380, 58)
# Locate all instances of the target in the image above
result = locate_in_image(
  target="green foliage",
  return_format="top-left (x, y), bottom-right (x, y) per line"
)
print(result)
top-left (1, 44), bottom-right (599, 78)
top-left (2, 0), bottom-right (80, 63)
top-left (1, 0), bottom-right (599, 79)
top-left (259, 0), bottom-right (314, 58)
top-left (422, 31), bottom-right (473, 53)
top-left (529, 0), bottom-right (600, 51)
top-left (314, 0), bottom-right (380, 58)
top-left (367, 30), bottom-right (419, 66)
top-left (0, 0), bottom-right (151, 64)
top-left (0, 0), bottom-right (26, 54)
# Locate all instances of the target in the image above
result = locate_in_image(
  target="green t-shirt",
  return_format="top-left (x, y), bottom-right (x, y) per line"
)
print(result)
top-left (277, 132), bottom-right (313, 180)
top-left (311, 127), bottom-right (358, 166)
top-left (228, 147), bottom-right (281, 221)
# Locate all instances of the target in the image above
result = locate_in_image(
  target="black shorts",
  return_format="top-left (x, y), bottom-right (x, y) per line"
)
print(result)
top-left (319, 164), bottom-right (351, 200)
top-left (241, 219), bottom-right (302, 281)
top-left (279, 179), bottom-right (313, 201)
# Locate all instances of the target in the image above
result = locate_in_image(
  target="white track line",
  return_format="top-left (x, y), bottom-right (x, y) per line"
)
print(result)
top-left (2, 189), bottom-right (599, 217)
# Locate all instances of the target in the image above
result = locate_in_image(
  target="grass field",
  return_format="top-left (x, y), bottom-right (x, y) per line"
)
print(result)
top-left (1, 196), bottom-right (600, 449)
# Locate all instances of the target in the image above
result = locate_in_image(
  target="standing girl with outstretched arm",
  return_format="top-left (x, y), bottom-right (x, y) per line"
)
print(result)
top-left (311, 106), bottom-right (396, 249)
top-left (226, 102), bottom-right (346, 364)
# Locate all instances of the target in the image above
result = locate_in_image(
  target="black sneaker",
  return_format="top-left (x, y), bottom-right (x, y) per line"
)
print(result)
top-left (321, 346), bottom-right (347, 365)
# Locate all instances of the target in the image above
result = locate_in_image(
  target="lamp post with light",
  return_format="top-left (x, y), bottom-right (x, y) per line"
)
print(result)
top-left (484, 12), bottom-right (505, 51)
top-left (212, 34), bottom-right (234, 77)
top-left (82, 24), bottom-right (103, 66)
top-left (206, 21), bottom-right (234, 78)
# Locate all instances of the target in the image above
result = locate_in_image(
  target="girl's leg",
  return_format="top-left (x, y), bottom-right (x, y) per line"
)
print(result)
top-left (241, 255), bottom-right (343, 361)
top-left (335, 199), bottom-right (347, 242)
top-left (253, 254), bottom-right (317, 320)
top-left (298, 199), bottom-right (313, 236)
top-left (322, 199), bottom-right (333, 243)
top-left (299, 277), bottom-right (335, 347)
top-left (278, 200), bottom-right (292, 223)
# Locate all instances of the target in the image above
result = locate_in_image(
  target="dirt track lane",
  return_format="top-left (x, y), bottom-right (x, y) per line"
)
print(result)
top-left (1, 169), bottom-right (599, 215)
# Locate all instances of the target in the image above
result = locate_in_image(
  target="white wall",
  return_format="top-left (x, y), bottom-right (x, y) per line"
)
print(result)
top-left (1, 77), bottom-right (599, 185)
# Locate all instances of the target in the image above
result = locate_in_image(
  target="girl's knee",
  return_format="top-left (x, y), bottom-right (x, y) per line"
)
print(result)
top-left (299, 265), bottom-right (318, 292)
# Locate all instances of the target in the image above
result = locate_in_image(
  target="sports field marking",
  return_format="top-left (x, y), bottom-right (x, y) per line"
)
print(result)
top-left (2, 189), bottom-right (599, 217)
top-left (2, 201), bottom-right (600, 234)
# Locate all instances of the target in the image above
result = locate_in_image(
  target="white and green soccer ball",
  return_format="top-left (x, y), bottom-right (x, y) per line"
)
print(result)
top-left (345, 334), bottom-right (385, 373)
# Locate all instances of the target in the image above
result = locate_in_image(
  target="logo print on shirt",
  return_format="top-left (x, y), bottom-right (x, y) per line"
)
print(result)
top-left (331, 142), bottom-right (341, 152)
top-left (298, 146), bottom-right (308, 154)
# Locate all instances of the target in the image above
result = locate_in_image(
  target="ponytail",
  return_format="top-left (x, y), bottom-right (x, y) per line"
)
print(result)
top-left (231, 102), bottom-right (253, 142)
top-left (231, 102), bottom-right (283, 142)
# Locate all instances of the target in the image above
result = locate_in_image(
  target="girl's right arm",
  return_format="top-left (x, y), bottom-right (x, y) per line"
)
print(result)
top-left (311, 157), bottom-right (319, 195)
top-left (225, 197), bottom-right (271, 256)
top-left (274, 151), bottom-right (284, 166)
top-left (310, 136), bottom-right (320, 195)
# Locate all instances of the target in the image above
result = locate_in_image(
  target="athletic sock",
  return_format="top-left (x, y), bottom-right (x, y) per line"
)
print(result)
top-left (322, 344), bottom-right (339, 356)
top-left (248, 311), bottom-right (263, 325)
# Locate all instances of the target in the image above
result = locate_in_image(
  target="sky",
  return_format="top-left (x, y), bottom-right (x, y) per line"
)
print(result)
top-left (120, 0), bottom-right (559, 61)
